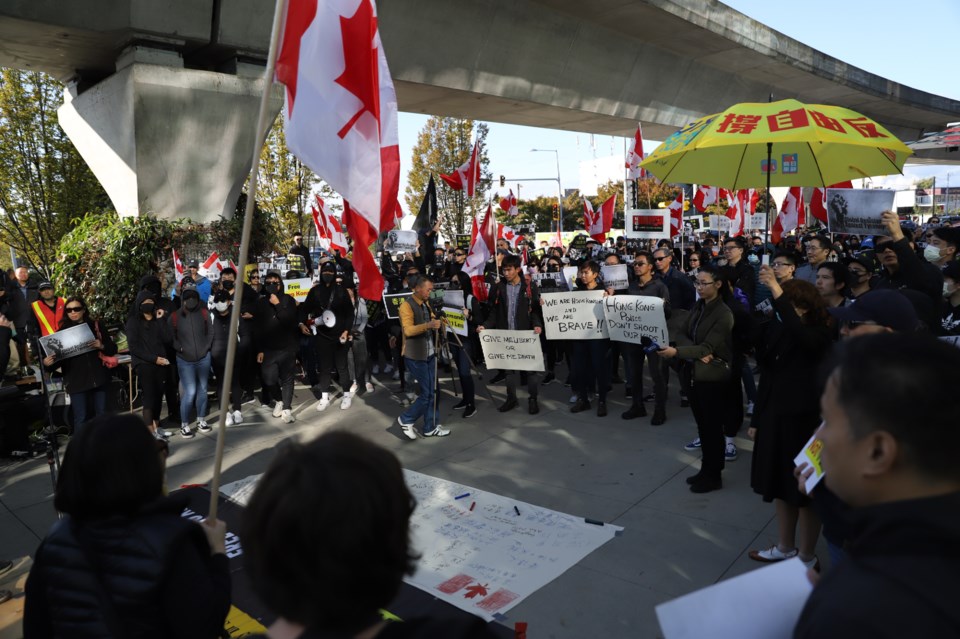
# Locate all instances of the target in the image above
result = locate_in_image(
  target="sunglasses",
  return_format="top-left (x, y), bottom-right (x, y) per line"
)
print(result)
top-left (66, 306), bottom-right (84, 312)
top-left (653, 256), bottom-right (668, 262)
top-left (454, 253), bottom-right (466, 257)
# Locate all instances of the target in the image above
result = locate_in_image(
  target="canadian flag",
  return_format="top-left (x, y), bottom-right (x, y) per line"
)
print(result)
top-left (463, 205), bottom-right (497, 301)
top-left (810, 181), bottom-right (854, 224)
top-left (772, 187), bottom-right (804, 244)
top-left (722, 189), bottom-right (744, 237)
top-left (201, 252), bottom-right (220, 274)
top-left (172, 249), bottom-right (185, 283)
top-left (625, 124), bottom-right (647, 180)
top-left (668, 192), bottom-right (684, 235)
top-left (440, 138), bottom-right (482, 197)
top-left (584, 194), bottom-right (617, 242)
top-left (693, 185), bottom-right (719, 211)
top-left (275, 0), bottom-right (399, 300)
top-left (741, 189), bottom-right (761, 214)
top-left (314, 196), bottom-right (349, 255)
top-left (311, 204), bottom-right (331, 250)
top-left (498, 225), bottom-right (523, 249)
top-left (499, 189), bottom-right (519, 216)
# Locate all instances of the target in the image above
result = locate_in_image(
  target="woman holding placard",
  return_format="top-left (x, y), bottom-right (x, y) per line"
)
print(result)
top-left (570, 260), bottom-right (611, 417)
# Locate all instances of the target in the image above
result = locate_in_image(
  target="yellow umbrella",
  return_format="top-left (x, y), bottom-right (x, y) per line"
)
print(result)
top-left (639, 99), bottom-right (913, 190)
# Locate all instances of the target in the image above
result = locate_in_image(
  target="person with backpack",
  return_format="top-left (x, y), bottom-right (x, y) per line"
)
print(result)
top-left (168, 283), bottom-right (213, 439)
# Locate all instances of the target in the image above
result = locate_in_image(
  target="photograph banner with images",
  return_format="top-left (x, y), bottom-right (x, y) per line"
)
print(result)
top-left (533, 272), bottom-right (565, 291)
top-left (479, 329), bottom-right (545, 371)
top-left (562, 266), bottom-right (579, 290)
top-left (602, 296), bottom-right (669, 345)
top-left (626, 209), bottom-right (670, 239)
top-left (541, 290), bottom-right (608, 340)
top-left (284, 277), bottom-right (313, 303)
top-left (825, 188), bottom-right (896, 236)
top-left (600, 264), bottom-right (629, 290)
top-left (39, 323), bottom-right (97, 360)
top-left (385, 229), bottom-right (418, 253)
top-left (686, 215), bottom-right (704, 232)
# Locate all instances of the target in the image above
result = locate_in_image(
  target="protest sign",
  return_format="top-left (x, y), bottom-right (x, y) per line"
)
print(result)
top-left (600, 263), bottom-right (629, 291)
top-left (479, 329), bottom-right (544, 371)
top-left (39, 323), bottom-right (97, 360)
top-left (541, 290), bottom-right (608, 340)
top-left (456, 234), bottom-right (472, 250)
top-left (602, 296), bottom-right (669, 345)
top-left (747, 214), bottom-right (766, 229)
top-left (687, 215), bottom-right (704, 232)
top-left (793, 432), bottom-right (825, 494)
top-left (283, 277), bottom-right (312, 303)
top-left (285, 253), bottom-right (306, 273)
top-left (626, 209), bottom-right (670, 239)
top-left (562, 266), bottom-right (578, 290)
top-left (709, 215), bottom-right (731, 233)
top-left (441, 290), bottom-right (468, 336)
top-left (568, 234), bottom-right (589, 251)
top-left (533, 272), bottom-right (565, 291)
top-left (383, 292), bottom-right (413, 319)
top-left (385, 229), bottom-right (418, 253)
top-left (529, 247), bottom-right (546, 263)
top-left (825, 188), bottom-right (896, 236)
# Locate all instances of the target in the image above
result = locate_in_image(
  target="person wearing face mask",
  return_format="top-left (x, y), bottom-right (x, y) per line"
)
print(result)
top-left (843, 254), bottom-right (875, 299)
top-left (169, 283), bottom-right (214, 439)
top-left (300, 261), bottom-right (355, 411)
top-left (255, 272), bottom-right (299, 423)
top-left (925, 226), bottom-right (960, 269)
top-left (209, 289), bottom-right (246, 426)
top-left (219, 267), bottom-right (259, 403)
top-left (125, 291), bottom-right (172, 440)
top-left (133, 273), bottom-right (181, 426)
top-left (874, 211), bottom-right (944, 306)
top-left (941, 262), bottom-right (960, 335)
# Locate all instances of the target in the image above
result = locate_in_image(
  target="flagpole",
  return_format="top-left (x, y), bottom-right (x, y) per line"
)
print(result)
top-left (207, 0), bottom-right (288, 520)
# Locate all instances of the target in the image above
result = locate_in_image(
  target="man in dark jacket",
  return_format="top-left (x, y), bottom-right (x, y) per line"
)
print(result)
top-left (168, 283), bottom-right (213, 438)
top-left (289, 232), bottom-right (313, 276)
top-left (794, 333), bottom-right (960, 639)
top-left (720, 236), bottom-right (757, 307)
top-left (479, 254), bottom-right (543, 414)
top-left (218, 267), bottom-right (258, 401)
top-left (873, 211), bottom-right (944, 306)
top-left (255, 272), bottom-right (299, 423)
top-left (299, 260), bottom-right (355, 411)
top-left (653, 246), bottom-right (695, 407)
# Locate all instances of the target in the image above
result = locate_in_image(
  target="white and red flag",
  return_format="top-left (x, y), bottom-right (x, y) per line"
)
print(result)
top-left (498, 224), bottom-right (523, 249)
top-left (668, 192), bottom-right (684, 236)
top-left (463, 205), bottom-right (497, 301)
top-left (741, 188), bottom-right (761, 214)
top-left (584, 194), bottom-right (616, 242)
top-left (172, 249), bottom-right (185, 283)
top-left (275, 0), bottom-right (400, 300)
top-left (499, 189), bottom-right (519, 216)
top-left (311, 204), bottom-right (330, 249)
top-left (440, 138), bottom-right (482, 197)
top-left (625, 124), bottom-right (647, 180)
top-left (722, 189), bottom-right (744, 237)
top-left (772, 187), bottom-right (804, 244)
top-left (810, 181), bottom-right (854, 225)
top-left (201, 252), bottom-right (220, 273)
top-left (692, 185), bottom-right (719, 211)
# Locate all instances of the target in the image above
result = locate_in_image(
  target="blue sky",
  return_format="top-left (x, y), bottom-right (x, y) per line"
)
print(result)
top-left (395, 0), bottom-right (960, 207)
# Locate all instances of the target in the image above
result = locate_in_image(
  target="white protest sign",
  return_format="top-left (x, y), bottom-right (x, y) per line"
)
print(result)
top-left (709, 215), bottom-right (731, 233)
top-left (747, 213), bottom-right (766, 229)
top-left (601, 263), bottom-right (629, 291)
top-left (541, 290), bottom-right (608, 340)
top-left (626, 209), bottom-right (670, 239)
top-left (479, 329), bottom-right (544, 371)
top-left (825, 188), bottom-right (896, 236)
top-left (385, 229), bottom-right (418, 253)
top-left (283, 277), bottom-right (313, 303)
top-left (793, 431), bottom-right (825, 494)
top-left (562, 266), bottom-right (578, 290)
top-left (656, 558), bottom-right (811, 639)
top-left (602, 295), bottom-right (669, 345)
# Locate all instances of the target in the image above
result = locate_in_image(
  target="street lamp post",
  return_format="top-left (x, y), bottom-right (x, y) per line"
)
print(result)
top-left (531, 149), bottom-right (563, 234)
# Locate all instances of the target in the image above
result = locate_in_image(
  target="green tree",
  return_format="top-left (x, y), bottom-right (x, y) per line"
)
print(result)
top-left (405, 117), bottom-right (491, 239)
top-left (0, 69), bottom-right (111, 276)
top-left (915, 177), bottom-right (935, 190)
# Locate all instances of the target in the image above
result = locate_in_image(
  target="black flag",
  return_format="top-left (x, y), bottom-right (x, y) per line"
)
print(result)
top-left (414, 175), bottom-right (438, 233)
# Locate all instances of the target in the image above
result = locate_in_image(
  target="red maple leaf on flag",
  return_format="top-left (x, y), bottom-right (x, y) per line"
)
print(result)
top-left (464, 583), bottom-right (489, 599)
top-left (334, 0), bottom-right (380, 139)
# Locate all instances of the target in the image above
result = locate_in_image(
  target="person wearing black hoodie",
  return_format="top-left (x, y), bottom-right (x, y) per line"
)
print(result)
top-left (299, 261), bottom-right (354, 412)
top-left (210, 289), bottom-right (246, 426)
top-left (125, 291), bottom-right (172, 439)
top-left (255, 272), bottom-right (299, 423)
top-left (794, 333), bottom-right (960, 638)
top-left (169, 283), bottom-right (214, 439)
top-left (218, 267), bottom-right (259, 401)
top-left (134, 273), bottom-right (180, 425)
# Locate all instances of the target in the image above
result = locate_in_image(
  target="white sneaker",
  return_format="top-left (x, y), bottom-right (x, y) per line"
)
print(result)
top-left (392, 370), bottom-right (400, 380)
top-left (316, 393), bottom-right (330, 411)
top-left (384, 364), bottom-right (394, 374)
top-left (568, 393), bottom-right (579, 404)
top-left (196, 419), bottom-right (211, 433)
top-left (365, 382), bottom-right (375, 393)
top-left (398, 417), bottom-right (418, 440)
top-left (281, 409), bottom-right (295, 424)
top-left (225, 412), bottom-right (234, 427)
top-left (372, 364), bottom-right (380, 374)
top-left (405, 391), bottom-right (417, 403)
top-left (746, 401), bottom-right (755, 416)
top-left (349, 381), bottom-right (358, 394)
top-left (424, 424), bottom-right (450, 437)
top-left (340, 392), bottom-right (353, 410)
top-left (231, 410), bottom-right (243, 425)
top-left (272, 402), bottom-right (283, 418)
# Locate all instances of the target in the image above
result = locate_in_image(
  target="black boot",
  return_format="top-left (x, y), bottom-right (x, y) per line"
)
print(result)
top-left (498, 397), bottom-right (518, 412)
top-left (528, 397), bottom-right (540, 414)
top-left (651, 407), bottom-right (667, 426)
top-left (570, 398), bottom-right (591, 413)
top-left (621, 404), bottom-right (647, 420)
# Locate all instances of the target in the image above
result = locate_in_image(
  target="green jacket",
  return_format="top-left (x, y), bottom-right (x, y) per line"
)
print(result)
top-left (675, 296), bottom-right (734, 383)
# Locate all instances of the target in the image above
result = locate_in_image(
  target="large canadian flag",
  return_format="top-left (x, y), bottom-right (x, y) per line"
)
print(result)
top-left (275, 0), bottom-right (399, 299)
top-left (772, 187), bottom-right (804, 244)
top-left (499, 189), bottom-right (519, 216)
top-left (440, 138), bottom-right (482, 197)
top-left (498, 224), bottom-right (523, 249)
top-left (693, 185), bottom-right (719, 211)
top-left (463, 205), bottom-right (497, 301)
top-left (810, 181), bottom-right (854, 224)
top-left (584, 194), bottom-right (616, 242)
top-left (625, 124), bottom-right (647, 180)
top-left (314, 196), bottom-right (349, 254)
top-left (722, 189), bottom-right (744, 237)
top-left (668, 192), bottom-right (684, 235)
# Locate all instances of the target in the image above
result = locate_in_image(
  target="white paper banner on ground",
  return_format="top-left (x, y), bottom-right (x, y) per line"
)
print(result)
top-left (479, 329), bottom-right (544, 371)
top-left (385, 229), bottom-right (418, 253)
top-left (442, 289), bottom-right (468, 337)
top-left (602, 296), bottom-right (669, 345)
top-left (600, 264), bottom-right (629, 290)
top-left (656, 558), bottom-right (811, 639)
top-left (39, 323), bottom-right (97, 359)
top-left (220, 471), bottom-right (622, 623)
top-left (541, 290), bottom-right (608, 340)
top-left (825, 188), bottom-right (896, 236)
top-left (562, 266), bottom-right (578, 290)
top-left (793, 432), bottom-right (825, 494)
top-left (709, 216), bottom-right (731, 233)
top-left (283, 277), bottom-right (312, 303)
top-left (747, 214), bottom-right (766, 229)
top-left (626, 209), bottom-right (670, 239)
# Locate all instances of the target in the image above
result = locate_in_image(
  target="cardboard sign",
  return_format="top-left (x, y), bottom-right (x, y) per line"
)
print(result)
top-left (383, 292), bottom-right (413, 319)
top-left (626, 209), bottom-right (670, 239)
top-left (747, 213), bottom-right (766, 230)
top-left (540, 290), bottom-right (608, 340)
top-left (825, 188), bottom-right (896, 236)
top-left (709, 215), bottom-right (731, 233)
top-left (793, 431), bottom-right (825, 494)
top-left (602, 295), bottom-right (669, 345)
top-left (39, 323), bottom-right (97, 359)
top-left (600, 264), bottom-right (629, 291)
top-left (385, 229), bottom-right (418, 253)
top-left (456, 234), bottom-right (472, 250)
top-left (479, 329), bottom-right (545, 371)
top-left (283, 277), bottom-right (312, 303)
top-left (441, 289), bottom-right (468, 337)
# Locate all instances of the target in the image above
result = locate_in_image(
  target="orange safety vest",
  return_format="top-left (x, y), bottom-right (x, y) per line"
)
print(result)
top-left (31, 298), bottom-right (65, 336)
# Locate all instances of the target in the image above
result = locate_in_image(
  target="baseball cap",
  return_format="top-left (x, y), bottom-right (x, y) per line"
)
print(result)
top-left (38, 281), bottom-right (53, 291)
top-left (828, 289), bottom-right (919, 332)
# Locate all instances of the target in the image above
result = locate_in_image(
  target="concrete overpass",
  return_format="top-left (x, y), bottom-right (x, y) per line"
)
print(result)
top-left (2, 0), bottom-right (958, 221)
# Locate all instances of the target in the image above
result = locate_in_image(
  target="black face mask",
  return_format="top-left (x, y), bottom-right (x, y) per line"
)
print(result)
top-left (140, 304), bottom-right (155, 316)
top-left (184, 298), bottom-right (200, 311)
top-left (222, 279), bottom-right (235, 291)
top-left (266, 282), bottom-right (281, 294)
top-left (547, 265), bottom-right (559, 273)
top-left (321, 273), bottom-right (335, 284)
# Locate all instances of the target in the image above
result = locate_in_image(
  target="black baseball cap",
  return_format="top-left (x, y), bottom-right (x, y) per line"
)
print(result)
top-left (828, 289), bottom-right (918, 332)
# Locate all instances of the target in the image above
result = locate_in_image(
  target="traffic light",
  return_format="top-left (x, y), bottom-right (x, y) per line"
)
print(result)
top-left (552, 203), bottom-right (559, 221)
top-left (499, 175), bottom-right (505, 187)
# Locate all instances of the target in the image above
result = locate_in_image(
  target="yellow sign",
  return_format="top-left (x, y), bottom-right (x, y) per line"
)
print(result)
top-left (224, 605), bottom-right (266, 637)
top-left (444, 308), bottom-right (467, 336)
top-left (284, 277), bottom-right (313, 303)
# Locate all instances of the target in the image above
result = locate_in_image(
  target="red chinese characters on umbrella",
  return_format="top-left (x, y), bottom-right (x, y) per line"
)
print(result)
top-left (713, 108), bottom-right (889, 139)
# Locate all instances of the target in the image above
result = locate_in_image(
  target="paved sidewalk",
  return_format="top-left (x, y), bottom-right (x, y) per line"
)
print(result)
top-left (0, 365), bottom-right (827, 637)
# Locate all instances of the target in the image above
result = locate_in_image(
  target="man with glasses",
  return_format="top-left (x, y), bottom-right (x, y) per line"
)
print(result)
top-left (844, 255), bottom-right (874, 299)
top-left (795, 236), bottom-right (831, 284)
top-left (874, 211), bottom-right (944, 305)
top-left (450, 248), bottom-right (468, 276)
top-left (652, 247), bottom-right (695, 408)
top-left (720, 237), bottom-right (756, 307)
top-left (754, 253), bottom-right (797, 316)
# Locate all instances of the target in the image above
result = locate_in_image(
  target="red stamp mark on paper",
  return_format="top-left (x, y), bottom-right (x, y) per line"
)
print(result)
top-left (476, 588), bottom-right (519, 612)
top-left (436, 573), bottom-right (474, 594)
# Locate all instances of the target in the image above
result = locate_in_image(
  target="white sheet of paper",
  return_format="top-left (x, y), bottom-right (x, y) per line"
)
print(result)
top-left (656, 558), bottom-right (812, 639)
top-left (793, 433), bottom-right (825, 494)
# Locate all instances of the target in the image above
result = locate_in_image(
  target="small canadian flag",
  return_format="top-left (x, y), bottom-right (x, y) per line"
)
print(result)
top-left (172, 249), bottom-right (185, 283)
top-left (201, 252), bottom-right (220, 274)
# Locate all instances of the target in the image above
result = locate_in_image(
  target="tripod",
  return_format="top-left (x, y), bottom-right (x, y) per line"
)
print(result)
top-left (26, 323), bottom-right (63, 505)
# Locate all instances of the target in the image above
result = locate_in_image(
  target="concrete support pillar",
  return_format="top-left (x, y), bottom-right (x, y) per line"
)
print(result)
top-left (57, 45), bottom-right (281, 223)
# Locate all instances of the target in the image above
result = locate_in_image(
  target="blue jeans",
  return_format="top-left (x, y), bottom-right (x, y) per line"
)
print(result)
top-left (70, 387), bottom-right (107, 430)
top-left (400, 356), bottom-right (437, 433)
top-left (177, 353), bottom-right (211, 423)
